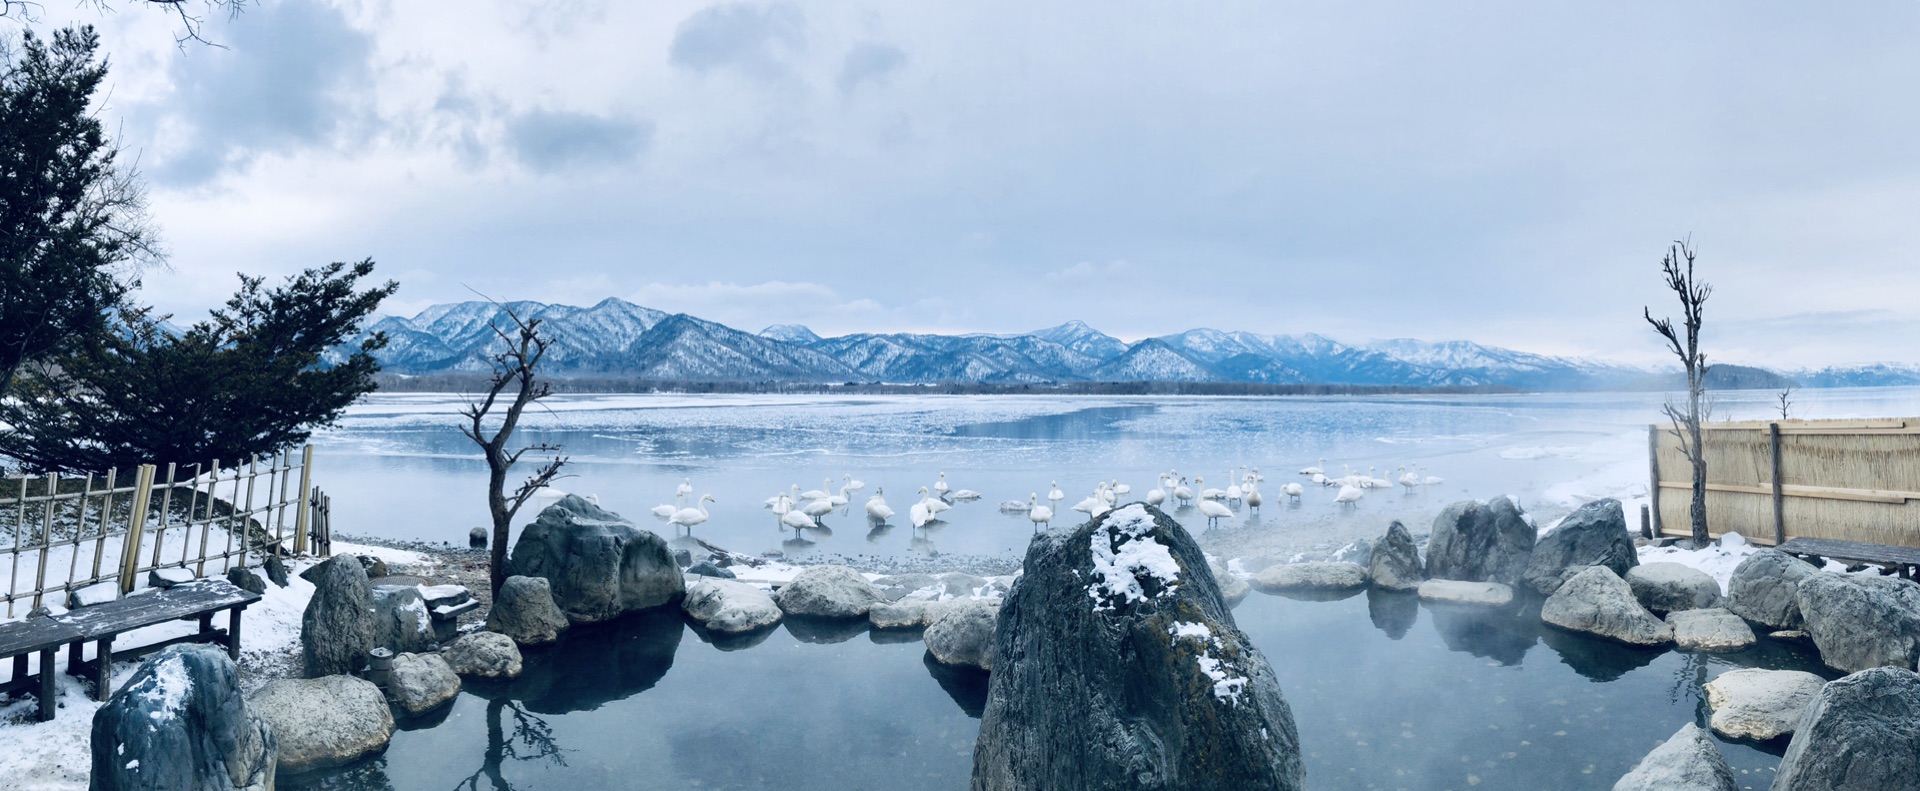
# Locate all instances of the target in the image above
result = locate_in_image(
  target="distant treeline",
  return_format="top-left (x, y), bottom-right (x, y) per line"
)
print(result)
top-left (372, 372), bottom-right (1523, 397)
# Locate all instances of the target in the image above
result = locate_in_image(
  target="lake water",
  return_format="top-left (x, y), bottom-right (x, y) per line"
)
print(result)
top-left (290, 387), bottom-right (1920, 790)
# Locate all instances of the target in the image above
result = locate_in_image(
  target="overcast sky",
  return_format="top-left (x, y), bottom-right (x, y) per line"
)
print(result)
top-left (35, 0), bottom-right (1920, 367)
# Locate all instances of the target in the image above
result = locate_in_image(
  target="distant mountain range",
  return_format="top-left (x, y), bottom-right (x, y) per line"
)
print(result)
top-left (337, 298), bottom-right (1920, 391)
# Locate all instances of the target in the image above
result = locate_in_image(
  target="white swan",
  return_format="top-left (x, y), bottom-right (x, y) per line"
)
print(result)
top-left (1145, 474), bottom-right (1168, 507)
top-left (1198, 498), bottom-right (1232, 527)
top-left (1399, 467), bottom-right (1420, 491)
top-left (934, 472), bottom-right (950, 497)
top-left (1299, 459), bottom-right (1324, 476)
top-left (669, 494), bottom-right (713, 530)
top-left (922, 485), bottom-right (952, 514)
top-left (1334, 484), bottom-right (1364, 506)
top-left (950, 489), bottom-right (983, 501)
top-left (1047, 481), bottom-right (1065, 508)
top-left (828, 482), bottom-right (851, 509)
top-left (1199, 477), bottom-right (1227, 501)
top-left (909, 497), bottom-right (936, 528)
top-left (1243, 475), bottom-right (1263, 512)
top-left (676, 478), bottom-right (693, 500)
top-left (781, 508), bottom-right (816, 530)
top-left (999, 499), bottom-right (1031, 512)
top-left (1026, 494), bottom-right (1052, 528)
top-left (844, 474), bottom-right (866, 493)
top-left (1283, 482), bottom-right (1304, 500)
top-left (1225, 468), bottom-right (1243, 502)
top-left (866, 487), bottom-right (894, 521)
top-left (770, 492), bottom-right (793, 517)
top-left (799, 480), bottom-right (831, 501)
top-left (1173, 478), bottom-right (1195, 506)
top-left (1110, 481), bottom-right (1131, 500)
top-left (801, 496), bottom-right (835, 524)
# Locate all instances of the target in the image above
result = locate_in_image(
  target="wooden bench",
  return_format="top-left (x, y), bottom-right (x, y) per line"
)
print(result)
top-left (0, 616), bottom-right (86, 722)
top-left (1776, 537), bottom-right (1920, 581)
top-left (51, 579), bottom-right (261, 702)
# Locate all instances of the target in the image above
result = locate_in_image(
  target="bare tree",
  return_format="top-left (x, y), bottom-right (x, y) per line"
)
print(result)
top-left (2, 1), bottom-right (249, 47)
top-left (459, 304), bottom-right (568, 595)
top-left (1645, 239), bottom-right (1713, 547)
top-left (1776, 383), bottom-right (1797, 420)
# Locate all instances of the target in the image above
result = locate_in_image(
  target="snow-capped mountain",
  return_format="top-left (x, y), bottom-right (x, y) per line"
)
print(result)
top-left (344, 297), bottom-right (1911, 390)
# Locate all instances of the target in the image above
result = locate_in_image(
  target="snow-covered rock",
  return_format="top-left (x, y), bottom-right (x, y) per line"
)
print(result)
top-left (486, 575), bottom-right (571, 646)
top-left (1416, 580), bottom-right (1514, 607)
top-left (90, 645), bottom-right (275, 791)
top-left (924, 599), bottom-right (999, 671)
top-left (1367, 521), bottom-right (1424, 591)
top-left (682, 577), bottom-right (782, 633)
top-left (370, 584), bottom-right (436, 655)
top-left (1540, 566), bottom-right (1672, 646)
top-left (1425, 498), bottom-right (1534, 585)
top-left (442, 631), bottom-right (524, 679)
top-left (249, 674), bottom-right (394, 774)
top-left (1610, 722), bottom-right (1737, 791)
top-left (1795, 571), bottom-right (1920, 673)
top-left (509, 495), bottom-right (684, 623)
top-left (774, 565), bottom-right (885, 619)
top-left (1251, 561), bottom-right (1369, 593)
top-left (1520, 498), bottom-right (1636, 595)
top-left (1773, 667), bottom-right (1920, 790)
top-left (1725, 549), bottom-right (1817, 630)
top-left (1702, 668), bottom-right (1825, 742)
top-left (868, 598), bottom-right (958, 629)
top-left (1666, 608), bottom-right (1756, 653)
top-left (387, 652), bottom-right (461, 717)
top-left (1626, 562), bottom-right (1722, 614)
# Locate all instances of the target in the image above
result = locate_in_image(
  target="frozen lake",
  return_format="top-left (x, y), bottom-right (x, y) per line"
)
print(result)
top-left (285, 387), bottom-right (1920, 790)
top-left (314, 387), bottom-right (1920, 564)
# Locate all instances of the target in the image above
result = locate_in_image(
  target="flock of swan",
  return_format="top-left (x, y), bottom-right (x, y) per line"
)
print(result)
top-left (637, 458), bottom-right (1446, 536)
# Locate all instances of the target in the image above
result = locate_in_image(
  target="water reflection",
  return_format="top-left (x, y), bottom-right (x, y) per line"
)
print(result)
top-left (451, 698), bottom-right (568, 791)
top-left (1365, 588), bottom-right (1417, 639)
top-left (785, 615), bottom-right (871, 644)
top-left (498, 607), bottom-right (683, 714)
top-left (921, 652), bottom-right (988, 719)
top-left (1538, 626), bottom-right (1665, 682)
top-left (1425, 601), bottom-right (1537, 665)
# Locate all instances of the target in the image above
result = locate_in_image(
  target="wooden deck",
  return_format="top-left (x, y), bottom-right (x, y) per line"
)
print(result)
top-left (1776, 537), bottom-right (1920, 580)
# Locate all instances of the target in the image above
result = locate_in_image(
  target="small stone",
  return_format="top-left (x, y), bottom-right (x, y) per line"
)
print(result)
top-left (1667, 608), bottom-right (1756, 653)
top-left (1540, 566), bottom-right (1672, 646)
top-left (263, 554), bottom-right (290, 588)
top-left (442, 631), bottom-right (523, 679)
top-left (1252, 561), bottom-right (1370, 592)
top-left (1626, 562), bottom-right (1723, 614)
top-left (682, 578), bottom-right (783, 633)
top-left (1702, 668), bottom-right (1825, 741)
top-left (225, 566), bottom-right (267, 595)
top-left (469, 527), bottom-right (488, 549)
top-left (672, 548), bottom-right (693, 568)
top-left (1610, 722), bottom-right (1736, 791)
top-left (386, 652), bottom-right (462, 717)
top-left (686, 561), bottom-right (736, 579)
top-left (485, 575), bottom-right (571, 646)
top-left (774, 565), bottom-right (885, 618)
top-left (1417, 580), bottom-right (1514, 607)
top-left (249, 674), bottom-right (394, 774)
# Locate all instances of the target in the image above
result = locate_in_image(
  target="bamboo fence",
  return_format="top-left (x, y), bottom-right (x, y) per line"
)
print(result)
top-left (0, 446), bottom-right (330, 618)
top-left (1651, 418), bottom-right (1920, 548)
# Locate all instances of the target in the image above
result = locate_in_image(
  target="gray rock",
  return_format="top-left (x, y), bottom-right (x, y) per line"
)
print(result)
top-left (1522, 499), bottom-right (1637, 595)
top-left (1330, 540), bottom-right (1371, 567)
top-left (1773, 667), bottom-right (1920, 790)
top-left (972, 504), bottom-right (1303, 790)
top-left (868, 598), bottom-right (957, 629)
top-left (470, 527), bottom-right (489, 549)
top-left (370, 585), bottom-right (437, 655)
top-left (682, 578), bottom-right (783, 633)
top-left (1368, 521), bottom-right (1425, 591)
top-left (1725, 549), bottom-right (1817, 629)
top-left (1627, 562), bottom-right (1723, 614)
top-left (774, 565), bottom-right (885, 618)
top-left (1702, 667), bottom-right (1825, 742)
top-left (442, 632), bottom-right (524, 679)
top-left (485, 575), bottom-right (571, 646)
top-left (226, 566), bottom-right (267, 596)
top-left (671, 548), bottom-right (692, 568)
top-left (301, 554), bottom-right (375, 678)
top-left (1667, 608), bottom-right (1756, 653)
top-left (1795, 571), bottom-right (1920, 673)
top-left (686, 561), bottom-right (736, 579)
top-left (871, 573), bottom-right (941, 602)
top-left (387, 652), bottom-right (461, 717)
top-left (249, 674), bottom-right (394, 774)
top-left (1541, 566), bottom-right (1673, 646)
top-left (1610, 722), bottom-right (1736, 791)
top-left (90, 645), bottom-right (275, 791)
top-left (508, 494), bottom-right (685, 623)
top-left (1251, 561), bottom-right (1369, 592)
top-left (937, 572), bottom-right (992, 598)
top-left (925, 599), bottom-right (999, 671)
top-left (1416, 579), bottom-right (1514, 607)
top-left (263, 554), bottom-right (289, 588)
top-left (1209, 560), bottom-right (1251, 606)
top-left (1425, 497), bottom-right (1534, 585)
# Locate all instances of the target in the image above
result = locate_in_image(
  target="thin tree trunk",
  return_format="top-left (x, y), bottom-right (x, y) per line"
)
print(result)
top-left (1689, 419), bottom-right (1708, 546)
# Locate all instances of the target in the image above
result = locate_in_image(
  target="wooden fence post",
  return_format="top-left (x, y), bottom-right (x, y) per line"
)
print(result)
top-left (1770, 422), bottom-right (1786, 545)
top-left (292, 445), bottom-right (314, 556)
top-left (1648, 425), bottom-right (1663, 538)
top-left (118, 465), bottom-right (156, 594)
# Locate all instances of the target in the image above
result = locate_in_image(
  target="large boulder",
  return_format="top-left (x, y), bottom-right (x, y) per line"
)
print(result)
top-left (774, 565), bottom-right (885, 618)
top-left (1667, 608), bottom-right (1756, 653)
top-left (1540, 566), bottom-right (1672, 646)
top-left (1610, 722), bottom-right (1736, 791)
top-left (972, 504), bottom-right (1303, 790)
top-left (1250, 561), bottom-right (1369, 593)
top-left (1725, 549), bottom-right (1817, 629)
top-left (486, 575), bottom-right (571, 646)
top-left (869, 598), bottom-right (958, 629)
top-left (1368, 521), bottom-right (1425, 591)
top-left (1424, 498), bottom-right (1534, 585)
top-left (925, 599), bottom-right (999, 671)
top-left (1627, 563), bottom-right (1723, 614)
top-left (1416, 579), bottom-right (1514, 607)
top-left (249, 674), bottom-right (394, 774)
top-left (90, 645), bottom-right (275, 791)
top-left (301, 554), bottom-right (375, 678)
top-left (387, 652), bottom-right (462, 717)
top-left (1701, 668), bottom-right (1824, 742)
top-left (1795, 571), bottom-right (1920, 673)
top-left (369, 584), bottom-right (437, 655)
top-left (1521, 499), bottom-right (1637, 595)
top-left (682, 577), bottom-right (783, 633)
top-left (508, 494), bottom-right (685, 623)
top-left (1772, 667), bottom-right (1920, 790)
top-left (442, 631), bottom-right (524, 679)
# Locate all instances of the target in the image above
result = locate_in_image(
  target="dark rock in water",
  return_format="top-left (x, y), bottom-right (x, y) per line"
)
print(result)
top-left (1366, 588), bottom-right (1418, 640)
top-left (91, 644), bottom-right (275, 791)
top-left (1368, 521), bottom-right (1425, 591)
top-left (924, 651), bottom-right (989, 719)
top-left (1772, 667), bottom-right (1920, 791)
top-left (1725, 549), bottom-right (1817, 630)
top-left (264, 554), bottom-right (290, 588)
top-left (1611, 722), bottom-right (1737, 791)
top-left (686, 561), bottom-right (735, 579)
top-left (972, 503), bottom-right (1303, 791)
top-left (486, 575), bottom-right (571, 646)
top-left (1425, 498), bottom-right (1534, 585)
top-left (925, 600), bottom-right (999, 671)
top-left (509, 494), bottom-right (685, 623)
top-left (672, 548), bottom-right (693, 568)
top-left (1541, 566), bottom-right (1672, 646)
top-left (489, 608), bottom-right (683, 715)
top-left (302, 554), bottom-right (375, 678)
top-left (1795, 572), bottom-right (1920, 673)
top-left (226, 566), bottom-right (267, 595)
top-left (387, 652), bottom-right (461, 717)
top-left (1521, 498), bottom-right (1636, 595)
top-left (1627, 562), bottom-right (1722, 614)
top-left (1538, 622), bottom-right (1662, 682)
top-left (249, 674), bottom-right (393, 774)
top-left (370, 585), bottom-right (437, 655)
top-left (1429, 601), bottom-right (1537, 666)
top-left (469, 527), bottom-right (488, 549)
